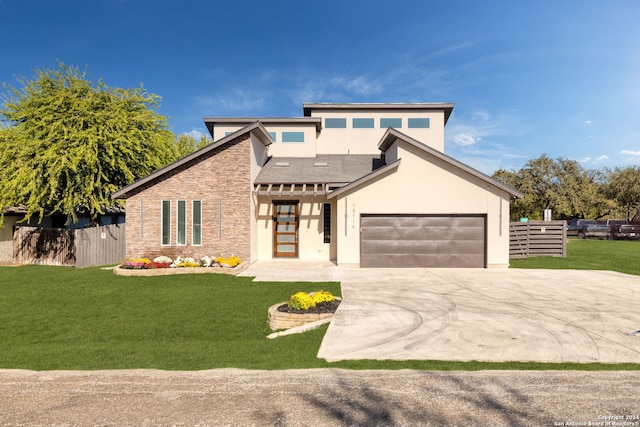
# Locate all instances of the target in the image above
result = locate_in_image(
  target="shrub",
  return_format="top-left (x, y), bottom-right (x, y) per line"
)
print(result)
top-left (289, 292), bottom-right (315, 310)
top-left (311, 290), bottom-right (334, 305)
top-left (215, 256), bottom-right (242, 267)
top-left (288, 290), bottom-right (335, 311)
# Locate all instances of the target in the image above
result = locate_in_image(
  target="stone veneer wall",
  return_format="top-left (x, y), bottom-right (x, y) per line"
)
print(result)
top-left (123, 135), bottom-right (252, 261)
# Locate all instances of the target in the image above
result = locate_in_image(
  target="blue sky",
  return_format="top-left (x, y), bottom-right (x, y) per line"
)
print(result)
top-left (1, 0), bottom-right (639, 174)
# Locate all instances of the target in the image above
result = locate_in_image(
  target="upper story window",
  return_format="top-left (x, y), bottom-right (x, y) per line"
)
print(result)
top-left (352, 118), bottom-right (374, 128)
top-left (380, 118), bottom-right (402, 128)
top-left (268, 131), bottom-right (277, 142)
top-left (408, 118), bottom-right (430, 128)
top-left (325, 118), bottom-right (347, 128)
top-left (282, 131), bottom-right (305, 143)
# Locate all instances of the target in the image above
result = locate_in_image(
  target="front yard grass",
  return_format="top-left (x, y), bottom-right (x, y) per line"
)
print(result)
top-left (510, 237), bottom-right (640, 275)
top-left (1, 245), bottom-right (639, 371)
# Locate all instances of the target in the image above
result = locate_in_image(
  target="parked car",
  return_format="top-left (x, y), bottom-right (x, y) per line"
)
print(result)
top-left (606, 220), bottom-right (640, 240)
top-left (566, 219), bottom-right (610, 239)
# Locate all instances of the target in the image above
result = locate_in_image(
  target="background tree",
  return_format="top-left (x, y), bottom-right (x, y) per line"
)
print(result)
top-left (173, 133), bottom-right (212, 158)
top-left (604, 166), bottom-right (640, 220)
top-left (553, 158), bottom-right (613, 220)
top-left (0, 62), bottom-right (176, 225)
top-left (493, 155), bottom-right (614, 221)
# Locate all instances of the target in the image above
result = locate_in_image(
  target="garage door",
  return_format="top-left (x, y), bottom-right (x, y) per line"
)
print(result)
top-left (360, 215), bottom-right (486, 268)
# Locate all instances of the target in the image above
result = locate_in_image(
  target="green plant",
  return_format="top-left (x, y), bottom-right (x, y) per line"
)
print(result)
top-left (311, 290), bottom-right (335, 305)
top-left (289, 291), bottom-right (315, 310)
top-left (289, 290), bottom-right (335, 310)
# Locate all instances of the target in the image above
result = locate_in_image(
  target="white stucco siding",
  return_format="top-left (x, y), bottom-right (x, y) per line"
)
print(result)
top-left (334, 142), bottom-right (512, 267)
top-left (249, 134), bottom-right (270, 263)
top-left (255, 196), bottom-right (332, 261)
top-left (313, 110), bottom-right (446, 154)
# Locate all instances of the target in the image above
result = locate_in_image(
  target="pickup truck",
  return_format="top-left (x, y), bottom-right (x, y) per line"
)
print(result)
top-left (606, 220), bottom-right (640, 240)
top-left (566, 219), bottom-right (611, 239)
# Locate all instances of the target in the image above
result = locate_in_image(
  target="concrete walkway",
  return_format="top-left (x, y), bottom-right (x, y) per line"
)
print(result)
top-left (241, 262), bottom-right (640, 364)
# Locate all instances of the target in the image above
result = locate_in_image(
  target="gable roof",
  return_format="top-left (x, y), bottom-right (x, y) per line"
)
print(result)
top-left (303, 102), bottom-right (455, 124)
top-left (111, 121), bottom-right (272, 200)
top-left (378, 128), bottom-right (523, 199)
top-left (255, 154), bottom-right (384, 185)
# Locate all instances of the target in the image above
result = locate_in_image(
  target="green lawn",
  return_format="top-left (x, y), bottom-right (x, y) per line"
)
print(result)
top-left (510, 237), bottom-right (640, 275)
top-left (1, 242), bottom-right (639, 371)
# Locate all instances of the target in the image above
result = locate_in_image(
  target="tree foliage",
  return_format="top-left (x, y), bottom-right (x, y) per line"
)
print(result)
top-left (493, 154), bottom-right (618, 221)
top-left (0, 62), bottom-right (177, 225)
top-left (604, 166), bottom-right (640, 220)
top-left (173, 133), bottom-right (212, 159)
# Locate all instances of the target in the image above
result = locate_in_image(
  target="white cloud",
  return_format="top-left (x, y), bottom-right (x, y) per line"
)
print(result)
top-left (328, 76), bottom-right (382, 96)
top-left (453, 133), bottom-right (477, 146)
top-left (621, 149), bottom-right (640, 156)
top-left (183, 128), bottom-right (204, 140)
top-left (446, 109), bottom-right (515, 147)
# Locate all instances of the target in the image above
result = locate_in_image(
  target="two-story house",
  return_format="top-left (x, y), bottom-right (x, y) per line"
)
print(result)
top-left (111, 103), bottom-right (522, 268)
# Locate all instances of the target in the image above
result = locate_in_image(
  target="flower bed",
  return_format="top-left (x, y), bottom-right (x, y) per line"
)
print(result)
top-left (114, 255), bottom-right (248, 276)
top-left (268, 291), bottom-right (341, 331)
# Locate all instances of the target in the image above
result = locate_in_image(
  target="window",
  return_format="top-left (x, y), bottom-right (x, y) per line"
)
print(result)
top-left (161, 200), bottom-right (171, 245)
top-left (380, 118), bottom-right (402, 128)
top-left (224, 131), bottom-right (235, 136)
top-left (192, 200), bottom-right (202, 245)
top-left (268, 131), bottom-right (277, 142)
top-left (325, 118), bottom-right (347, 128)
top-left (408, 118), bottom-right (430, 128)
top-left (323, 203), bottom-right (331, 244)
top-left (352, 118), bottom-right (374, 128)
top-left (177, 200), bottom-right (186, 246)
top-left (282, 131), bottom-right (305, 143)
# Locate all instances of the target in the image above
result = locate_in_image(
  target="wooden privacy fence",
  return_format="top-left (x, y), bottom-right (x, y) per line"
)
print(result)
top-left (13, 224), bottom-right (126, 268)
top-left (510, 220), bottom-right (567, 259)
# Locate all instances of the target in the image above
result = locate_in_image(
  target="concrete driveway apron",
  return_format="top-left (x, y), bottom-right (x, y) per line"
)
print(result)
top-left (241, 263), bottom-right (640, 363)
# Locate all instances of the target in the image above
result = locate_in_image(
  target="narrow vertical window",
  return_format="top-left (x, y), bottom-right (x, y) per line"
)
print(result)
top-left (177, 200), bottom-right (186, 246)
top-left (192, 200), bottom-right (202, 245)
top-left (161, 200), bottom-right (171, 245)
top-left (323, 203), bottom-right (331, 244)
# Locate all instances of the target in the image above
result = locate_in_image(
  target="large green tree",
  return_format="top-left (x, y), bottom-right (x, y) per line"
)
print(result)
top-left (493, 154), bottom-right (613, 221)
top-left (0, 62), bottom-right (177, 225)
top-left (604, 166), bottom-right (640, 220)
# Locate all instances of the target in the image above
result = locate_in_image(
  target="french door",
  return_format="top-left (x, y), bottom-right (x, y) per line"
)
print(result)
top-left (273, 202), bottom-right (298, 257)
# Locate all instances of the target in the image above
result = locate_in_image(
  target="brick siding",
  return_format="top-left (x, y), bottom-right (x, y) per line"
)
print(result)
top-left (123, 135), bottom-right (252, 262)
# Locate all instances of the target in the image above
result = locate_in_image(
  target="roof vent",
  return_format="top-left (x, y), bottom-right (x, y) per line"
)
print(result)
top-left (313, 162), bottom-right (328, 167)
top-left (275, 162), bottom-right (290, 167)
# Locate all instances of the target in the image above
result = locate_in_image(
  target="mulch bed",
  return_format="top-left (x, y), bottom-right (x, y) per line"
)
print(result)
top-left (276, 299), bottom-right (341, 315)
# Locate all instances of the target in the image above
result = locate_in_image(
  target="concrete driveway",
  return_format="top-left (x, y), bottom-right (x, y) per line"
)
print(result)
top-left (241, 263), bottom-right (640, 364)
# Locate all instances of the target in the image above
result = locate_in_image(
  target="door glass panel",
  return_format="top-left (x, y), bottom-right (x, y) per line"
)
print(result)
top-left (277, 224), bottom-right (295, 232)
top-left (277, 205), bottom-right (295, 214)
top-left (277, 244), bottom-right (295, 252)
top-left (276, 234), bottom-right (296, 243)
top-left (277, 215), bottom-right (295, 222)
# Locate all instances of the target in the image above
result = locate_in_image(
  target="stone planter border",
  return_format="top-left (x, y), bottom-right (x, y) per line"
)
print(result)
top-left (113, 262), bottom-right (248, 276)
top-left (267, 298), bottom-right (341, 331)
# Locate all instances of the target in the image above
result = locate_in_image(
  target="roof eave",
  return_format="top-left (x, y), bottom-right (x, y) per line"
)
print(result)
top-left (303, 102), bottom-right (455, 124)
top-left (204, 117), bottom-right (322, 134)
